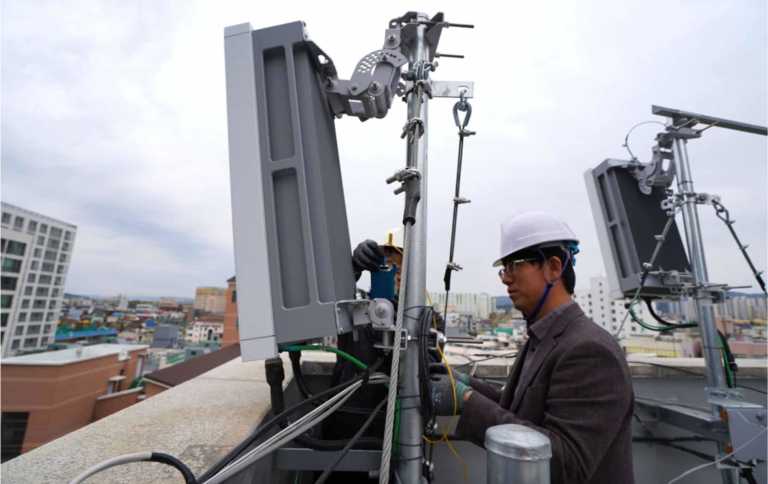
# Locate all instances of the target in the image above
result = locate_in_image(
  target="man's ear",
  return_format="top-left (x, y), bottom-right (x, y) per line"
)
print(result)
top-left (544, 256), bottom-right (563, 283)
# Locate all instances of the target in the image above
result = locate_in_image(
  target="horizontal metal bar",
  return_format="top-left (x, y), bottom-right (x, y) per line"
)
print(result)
top-left (274, 447), bottom-right (382, 472)
top-left (635, 398), bottom-right (730, 443)
top-left (652, 105), bottom-right (768, 136)
top-left (431, 80), bottom-right (474, 98)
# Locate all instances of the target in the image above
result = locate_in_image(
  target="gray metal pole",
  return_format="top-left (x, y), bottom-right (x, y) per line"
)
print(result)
top-left (672, 137), bottom-right (736, 484)
top-left (398, 14), bottom-right (430, 484)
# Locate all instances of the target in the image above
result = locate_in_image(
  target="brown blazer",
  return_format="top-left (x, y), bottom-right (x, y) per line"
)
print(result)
top-left (456, 303), bottom-right (635, 484)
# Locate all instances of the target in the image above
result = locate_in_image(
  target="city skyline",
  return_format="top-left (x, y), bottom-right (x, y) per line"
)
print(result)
top-left (2, 1), bottom-right (766, 297)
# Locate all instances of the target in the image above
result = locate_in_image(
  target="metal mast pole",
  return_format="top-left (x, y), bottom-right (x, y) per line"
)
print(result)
top-left (671, 136), bottom-right (736, 484)
top-left (399, 14), bottom-right (430, 484)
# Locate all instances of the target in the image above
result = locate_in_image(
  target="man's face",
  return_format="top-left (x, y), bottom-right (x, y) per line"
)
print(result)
top-left (499, 252), bottom-right (558, 315)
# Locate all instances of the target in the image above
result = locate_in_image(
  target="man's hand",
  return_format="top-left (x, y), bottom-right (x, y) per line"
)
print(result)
top-left (430, 374), bottom-right (471, 415)
top-left (429, 362), bottom-right (470, 385)
top-left (352, 239), bottom-right (385, 280)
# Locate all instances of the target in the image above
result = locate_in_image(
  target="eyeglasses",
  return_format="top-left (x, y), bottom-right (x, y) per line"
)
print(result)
top-left (498, 257), bottom-right (539, 280)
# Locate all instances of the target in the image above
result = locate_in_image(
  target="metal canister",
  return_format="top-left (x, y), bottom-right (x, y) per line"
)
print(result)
top-left (485, 424), bottom-right (552, 484)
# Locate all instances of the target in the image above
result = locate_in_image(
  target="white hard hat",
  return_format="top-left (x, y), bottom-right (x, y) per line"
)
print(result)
top-left (493, 211), bottom-right (579, 267)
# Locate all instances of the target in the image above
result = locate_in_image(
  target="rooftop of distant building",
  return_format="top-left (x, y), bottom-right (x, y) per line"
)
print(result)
top-left (1, 343), bottom-right (149, 366)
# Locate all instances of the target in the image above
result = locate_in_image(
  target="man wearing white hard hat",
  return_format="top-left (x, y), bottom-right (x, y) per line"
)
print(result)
top-left (430, 211), bottom-right (634, 484)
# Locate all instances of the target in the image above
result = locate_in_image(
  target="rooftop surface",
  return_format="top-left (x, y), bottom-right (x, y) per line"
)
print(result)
top-left (1, 343), bottom-right (149, 366)
top-left (1, 349), bottom-right (765, 483)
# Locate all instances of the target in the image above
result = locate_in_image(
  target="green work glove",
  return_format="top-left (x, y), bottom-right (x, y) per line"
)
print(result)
top-left (428, 363), bottom-right (471, 385)
top-left (430, 374), bottom-right (471, 415)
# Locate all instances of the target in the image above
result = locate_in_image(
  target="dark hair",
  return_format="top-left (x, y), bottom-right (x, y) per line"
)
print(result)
top-left (504, 245), bottom-right (576, 294)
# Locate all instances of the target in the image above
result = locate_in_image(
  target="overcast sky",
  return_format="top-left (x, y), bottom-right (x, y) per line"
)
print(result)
top-left (2, 1), bottom-right (766, 299)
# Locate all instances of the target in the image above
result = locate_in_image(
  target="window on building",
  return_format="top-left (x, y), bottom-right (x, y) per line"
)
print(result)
top-left (27, 325), bottom-right (40, 335)
top-left (50, 227), bottom-right (62, 238)
top-left (13, 217), bottom-right (24, 230)
top-left (27, 221), bottom-right (37, 233)
top-left (30, 312), bottom-right (43, 322)
top-left (21, 299), bottom-right (29, 309)
top-left (43, 324), bottom-right (52, 334)
top-left (54, 277), bottom-right (62, 286)
top-left (5, 241), bottom-right (26, 256)
top-left (41, 262), bottom-right (55, 273)
top-left (1, 295), bottom-right (12, 309)
top-left (30, 261), bottom-right (39, 270)
top-left (39, 224), bottom-right (47, 234)
top-left (35, 287), bottom-right (49, 298)
top-left (64, 231), bottom-right (72, 241)
top-left (51, 288), bottom-right (60, 298)
top-left (38, 275), bottom-right (52, 285)
top-left (232, 290), bottom-right (237, 303)
top-left (37, 235), bottom-right (45, 245)
top-left (1, 212), bottom-right (10, 225)
top-left (1, 258), bottom-right (22, 273)
top-left (44, 250), bottom-right (56, 261)
top-left (2, 313), bottom-right (11, 327)
top-left (48, 300), bottom-right (57, 309)
top-left (47, 239), bottom-right (60, 250)
top-left (1, 411), bottom-right (29, 462)
top-left (15, 326), bottom-right (24, 336)
top-left (33, 300), bottom-right (46, 309)
top-left (18, 313), bottom-right (27, 322)
top-left (24, 287), bottom-right (33, 296)
top-left (45, 312), bottom-right (55, 322)
top-left (27, 273), bottom-right (36, 283)
top-left (62, 242), bottom-right (70, 252)
top-left (33, 248), bottom-right (42, 258)
top-left (59, 254), bottom-right (67, 263)
top-left (56, 265), bottom-right (65, 274)
top-left (11, 339), bottom-right (20, 349)
top-left (1, 277), bottom-right (17, 291)
top-left (23, 337), bottom-right (37, 348)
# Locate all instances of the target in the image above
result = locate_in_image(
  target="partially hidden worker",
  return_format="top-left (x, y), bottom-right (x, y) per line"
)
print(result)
top-left (430, 211), bottom-right (635, 484)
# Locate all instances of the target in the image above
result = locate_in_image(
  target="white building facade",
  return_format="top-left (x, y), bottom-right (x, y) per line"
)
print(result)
top-left (573, 276), bottom-right (654, 339)
top-left (429, 292), bottom-right (493, 320)
top-left (1, 202), bottom-right (77, 356)
top-left (186, 321), bottom-right (224, 343)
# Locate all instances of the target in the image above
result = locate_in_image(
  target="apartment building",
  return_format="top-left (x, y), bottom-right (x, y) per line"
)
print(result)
top-left (429, 292), bottom-right (494, 319)
top-left (1, 203), bottom-right (77, 357)
top-left (193, 287), bottom-right (227, 314)
top-left (573, 276), bottom-right (653, 339)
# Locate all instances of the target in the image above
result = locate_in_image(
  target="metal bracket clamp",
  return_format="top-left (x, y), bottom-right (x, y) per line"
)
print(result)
top-left (386, 168), bottom-right (422, 225)
top-left (334, 298), bottom-right (396, 332)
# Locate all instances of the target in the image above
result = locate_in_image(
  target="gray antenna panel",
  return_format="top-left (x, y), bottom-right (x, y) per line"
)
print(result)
top-left (224, 22), bottom-right (355, 360)
top-left (585, 159), bottom-right (690, 298)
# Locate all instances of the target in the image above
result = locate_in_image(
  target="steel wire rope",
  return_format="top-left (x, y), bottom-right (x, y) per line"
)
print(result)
top-left (313, 398), bottom-right (388, 484)
top-left (197, 363), bottom-right (383, 482)
top-left (378, 224), bottom-right (412, 484)
top-left (206, 376), bottom-right (389, 484)
top-left (622, 120), bottom-right (667, 162)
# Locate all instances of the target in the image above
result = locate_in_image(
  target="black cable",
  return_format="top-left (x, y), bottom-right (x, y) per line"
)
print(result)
top-left (198, 361), bottom-right (382, 482)
top-left (735, 383), bottom-right (768, 395)
top-left (289, 351), bottom-right (315, 400)
top-left (632, 438), bottom-right (716, 462)
top-left (644, 299), bottom-right (677, 326)
top-left (313, 398), bottom-right (387, 484)
top-left (150, 452), bottom-right (197, 484)
top-left (740, 467), bottom-right (759, 484)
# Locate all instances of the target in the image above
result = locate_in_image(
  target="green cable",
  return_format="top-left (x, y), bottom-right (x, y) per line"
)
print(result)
top-left (282, 344), bottom-right (368, 371)
top-left (717, 332), bottom-right (734, 388)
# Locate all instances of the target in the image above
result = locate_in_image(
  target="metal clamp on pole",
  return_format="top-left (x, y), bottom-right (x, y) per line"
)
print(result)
top-left (387, 168), bottom-right (422, 225)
